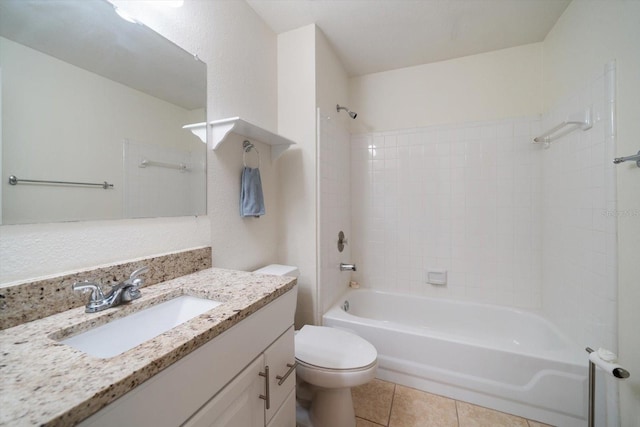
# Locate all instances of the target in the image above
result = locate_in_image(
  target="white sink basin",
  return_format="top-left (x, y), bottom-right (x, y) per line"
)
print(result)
top-left (60, 295), bottom-right (222, 358)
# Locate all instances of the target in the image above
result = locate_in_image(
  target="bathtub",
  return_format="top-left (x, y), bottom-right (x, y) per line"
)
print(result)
top-left (323, 289), bottom-right (587, 427)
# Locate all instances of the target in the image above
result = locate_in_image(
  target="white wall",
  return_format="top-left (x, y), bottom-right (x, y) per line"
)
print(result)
top-left (277, 25), bottom-right (352, 325)
top-left (542, 2), bottom-right (640, 425)
top-left (315, 27), bottom-right (350, 127)
top-left (349, 43), bottom-right (542, 133)
top-left (0, 0), bottom-right (279, 284)
top-left (277, 25), bottom-right (318, 326)
top-left (316, 27), bottom-right (352, 316)
top-left (112, 1), bottom-right (280, 273)
top-left (0, 217), bottom-right (210, 285)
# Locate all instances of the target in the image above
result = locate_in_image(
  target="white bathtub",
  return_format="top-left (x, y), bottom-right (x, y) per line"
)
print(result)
top-left (323, 289), bottom-right (588, 427)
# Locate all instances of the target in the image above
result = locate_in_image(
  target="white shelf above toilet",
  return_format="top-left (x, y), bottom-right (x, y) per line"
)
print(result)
top-left (183, 117), bottom-right (296, 162)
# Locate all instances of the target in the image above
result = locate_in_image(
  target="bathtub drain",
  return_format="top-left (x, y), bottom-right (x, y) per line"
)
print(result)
top-left (342, 300), bottom-right (350, 312)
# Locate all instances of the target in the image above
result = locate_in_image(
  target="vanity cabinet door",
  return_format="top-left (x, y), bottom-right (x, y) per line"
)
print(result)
top-left (264, 326), bottom-right (296, 424)
top-left (266, 388), bottom-right (295, 427)
top-left (182, 356), bottom-right (265, 427)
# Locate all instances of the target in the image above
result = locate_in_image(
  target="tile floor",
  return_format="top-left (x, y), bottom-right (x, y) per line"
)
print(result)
top-left (352, 379), bottom-right (554, 427)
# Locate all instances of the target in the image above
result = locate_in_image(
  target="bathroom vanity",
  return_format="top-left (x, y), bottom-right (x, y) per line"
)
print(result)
top-left (0, 268), bottom-right (297, 426)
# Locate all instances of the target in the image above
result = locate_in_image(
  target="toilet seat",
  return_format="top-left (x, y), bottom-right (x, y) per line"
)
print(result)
top-left (295, 325), bottom-right (377, 370)
top-left (296, 358), bottom-right (378, 389)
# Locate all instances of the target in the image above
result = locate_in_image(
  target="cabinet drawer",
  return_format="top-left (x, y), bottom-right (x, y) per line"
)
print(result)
top-left (264, 326), bottom-right (295, 424)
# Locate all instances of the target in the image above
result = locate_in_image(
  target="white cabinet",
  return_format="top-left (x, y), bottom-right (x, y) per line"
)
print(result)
top-left (79, 289), bottom-right (297, 427)
top-left (267, 389), bottom-right (296, 427)
top-left (264, 327), bottom-right (296, 424)
top-left (183, 356), bottom-right (264, 427)
top-left (184, 327), bottom-right (296, 427)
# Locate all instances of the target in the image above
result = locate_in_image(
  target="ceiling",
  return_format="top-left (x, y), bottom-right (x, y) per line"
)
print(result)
top-left (246, 0), bottom-right (571, 77)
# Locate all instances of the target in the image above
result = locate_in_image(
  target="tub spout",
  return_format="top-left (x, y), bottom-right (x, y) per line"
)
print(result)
top-left (340, 263), bottom-right (357, 272)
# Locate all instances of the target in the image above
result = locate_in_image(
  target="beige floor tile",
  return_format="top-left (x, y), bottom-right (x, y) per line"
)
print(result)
top-left (527, 421), bottom-right (554, 427)
top-left (352, 379), bottom-right (395, 425)
top-left (356, 417), bottom-right (387, 427)
top-left (457, 401), bottom-right (528, 427)
top-left (388, 385), bottom-right (458, 427)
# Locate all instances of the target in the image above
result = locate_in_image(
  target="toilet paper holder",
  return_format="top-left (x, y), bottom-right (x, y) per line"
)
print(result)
top-left (585, 347), bottom-right (630, 427)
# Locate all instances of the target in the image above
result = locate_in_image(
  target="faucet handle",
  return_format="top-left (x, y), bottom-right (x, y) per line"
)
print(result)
top-left (120, 266), bottom-right (147, 302)
top-left (129, 266), bottom-right (149, 281)
top-left (72, 281), bottom-right (105, 302)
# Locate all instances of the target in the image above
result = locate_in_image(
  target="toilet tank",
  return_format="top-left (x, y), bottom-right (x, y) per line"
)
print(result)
top-left (253, 264), bottom-right (299, 277)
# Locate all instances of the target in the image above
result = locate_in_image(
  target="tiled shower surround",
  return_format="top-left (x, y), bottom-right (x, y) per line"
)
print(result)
top-left (350, 116), bottom-right (544, 309)
top-left (348, 62), bottom-right (617, 352)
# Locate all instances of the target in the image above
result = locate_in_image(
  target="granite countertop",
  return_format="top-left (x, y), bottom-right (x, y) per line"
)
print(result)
top-left (0, 268), bottom-right (296, 426)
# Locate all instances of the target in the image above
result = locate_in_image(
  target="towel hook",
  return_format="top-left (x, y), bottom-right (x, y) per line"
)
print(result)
top-left (242, 140), bottom-right (261, 168)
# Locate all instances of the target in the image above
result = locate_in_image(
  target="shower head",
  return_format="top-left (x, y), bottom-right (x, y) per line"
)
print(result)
top-left (336, 104), bottom-right (357, 119)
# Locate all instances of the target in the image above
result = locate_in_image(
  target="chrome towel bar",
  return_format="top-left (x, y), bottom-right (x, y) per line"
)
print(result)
top-left (613, 150), bottom-right (640, 167)
top-left (8, 175), bottom-right (114, 189)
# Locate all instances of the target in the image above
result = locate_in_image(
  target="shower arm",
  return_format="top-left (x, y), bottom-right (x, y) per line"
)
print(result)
top-left (336, 104), bottom-right (357, 119)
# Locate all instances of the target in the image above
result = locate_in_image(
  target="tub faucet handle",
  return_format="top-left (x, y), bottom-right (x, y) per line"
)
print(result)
top-left (337, 231), bottom-right (349, 252)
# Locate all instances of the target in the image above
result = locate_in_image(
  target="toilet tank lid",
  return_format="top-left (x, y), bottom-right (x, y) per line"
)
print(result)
top-left (253, 264), bottom-right (299, 277)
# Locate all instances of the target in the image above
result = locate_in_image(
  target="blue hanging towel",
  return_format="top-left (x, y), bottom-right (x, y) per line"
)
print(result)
top-left (240, 166), bottom-right (265, 217)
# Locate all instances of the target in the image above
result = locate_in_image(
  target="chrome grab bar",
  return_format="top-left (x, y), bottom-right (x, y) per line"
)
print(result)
top-left (613, 150), bottom-right (640, 167)
top-left (533, 107), bottom-right (592, 146)
top-left (533, 120), bottom-right (585, 144)
top-left (139, 159), bottom-right (190, 171)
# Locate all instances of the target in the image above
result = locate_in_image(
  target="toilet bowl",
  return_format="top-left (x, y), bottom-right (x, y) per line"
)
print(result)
top-left (253, 265), bottom-right (378, 427)
top-left (295, 325), bottom-right (377, 427)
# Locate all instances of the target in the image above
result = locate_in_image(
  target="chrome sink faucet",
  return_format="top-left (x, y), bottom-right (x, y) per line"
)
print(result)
top-left (73, 266), bottom-right (149, 313)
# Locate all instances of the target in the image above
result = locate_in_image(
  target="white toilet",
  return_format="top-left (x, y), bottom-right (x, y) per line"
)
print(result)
top-left (253, 264), bottom-right (378, 427)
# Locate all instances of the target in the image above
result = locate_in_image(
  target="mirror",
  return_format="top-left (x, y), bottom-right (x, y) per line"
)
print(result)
top-left (0, 0), bottom-right (207, 225)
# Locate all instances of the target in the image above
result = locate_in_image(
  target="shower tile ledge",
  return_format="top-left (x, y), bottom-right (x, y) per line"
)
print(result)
top-left (0, 267), bottom-right (296, 426)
